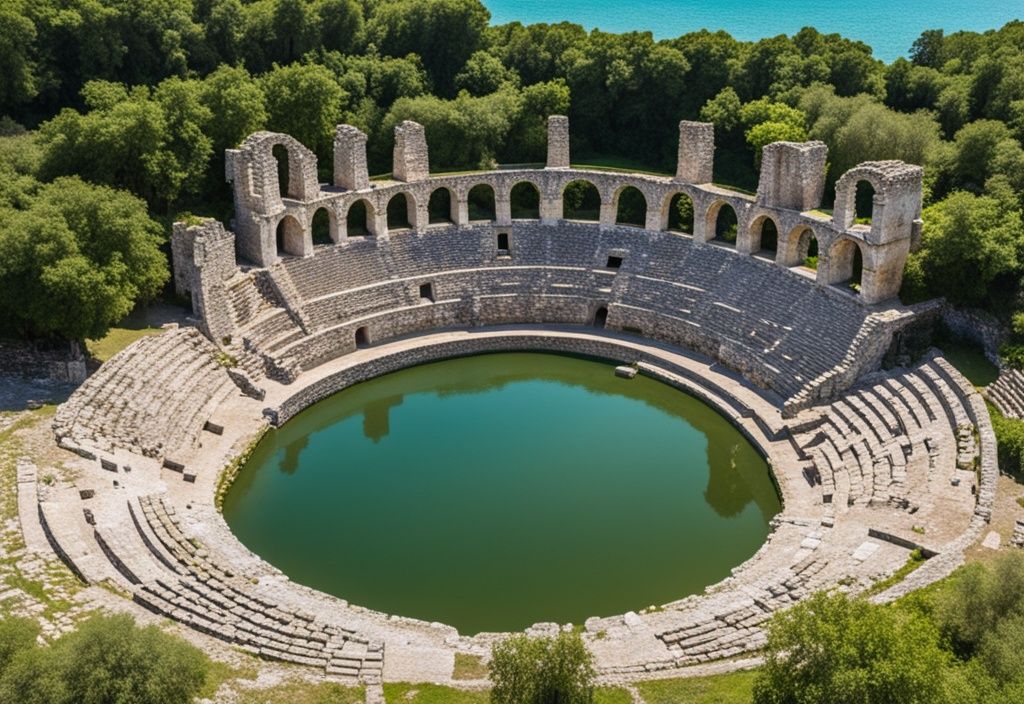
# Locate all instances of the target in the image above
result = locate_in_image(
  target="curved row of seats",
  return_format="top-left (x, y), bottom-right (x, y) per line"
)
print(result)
top-left (988, 367), bottom-right (1024, 419)
top-left (259, 223), bottom-right (876, 401)
top-left (96, 495), bottom-right (383, 680)
top-left (52, 328), bottom-right (235, 459)
top-left (791, 357), bottom-right (977, 509)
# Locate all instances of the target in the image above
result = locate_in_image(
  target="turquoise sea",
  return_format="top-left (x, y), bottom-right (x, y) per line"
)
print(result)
top-left (484, 0), bottom-right (1024, 62)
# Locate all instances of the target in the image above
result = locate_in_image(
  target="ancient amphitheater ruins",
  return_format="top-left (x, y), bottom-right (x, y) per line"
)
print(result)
top-left (31, 116), bottom-right (997, 684)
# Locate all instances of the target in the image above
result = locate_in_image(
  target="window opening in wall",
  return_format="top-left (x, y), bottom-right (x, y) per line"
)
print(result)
top-left (497, 232), bottom-right (510, 253)
top-left (355, 327), bottom-right (369, 348)
top-left (593, 306), bottom-right (609, 328)
top-left (606, 256), bottom-right (623, 269)
top-left (419, 283), bottom-right (434, 301)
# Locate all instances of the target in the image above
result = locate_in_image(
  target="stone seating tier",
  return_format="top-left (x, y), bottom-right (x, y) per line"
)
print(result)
top-left (52, 328), bottom-right (235, 459)
top-left (123, 495), bottom-right (384, 680)
top-left (273, 223), bottom-right (875, 402)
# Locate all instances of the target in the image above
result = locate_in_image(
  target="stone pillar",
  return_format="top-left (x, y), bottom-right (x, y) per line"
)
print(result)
top-left (599, 201), bottom-right (615, 229)
top-left (546, 115), bottom-right (570, 169)
top-left (393, 121), bottom-right (429, 182)
top-left (333, 125), bottom-right (369, 191)
top-left (171, 220), bottom-right (237, 343)
top-left (676, 121), bottom-right (715, 184)
top-left (455, 196), bottom-right (470, 227)
top-left (644, 206), bottom-right (661, 231)
top-left (756, 141), bottom-right (827, 211)
top-left (540, 195), bottom-right (561, 224)
top-left (495, 196), bottom-right (512, 226)
top-left (412, 198), bottom-right (428, 233)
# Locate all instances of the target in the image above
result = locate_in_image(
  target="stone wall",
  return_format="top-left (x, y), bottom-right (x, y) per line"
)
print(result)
top-left (0, 340), bottom-right (86, 382)
top-left (393, 121), bottom-right (429, 182)
top-left (941, 305), bottom-right (1006, 366)
top-left (675, 121), bottom-right (714, 183)
top-left (170, 220), bottom-right (237, 343)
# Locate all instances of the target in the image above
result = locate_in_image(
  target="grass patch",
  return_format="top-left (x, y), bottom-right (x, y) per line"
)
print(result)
top-left (863, 548), bottom-right (927, 597)
top-left (234, 679), bottom-right (363, 704)
top-left (636, 669), bottom-right (758, 704)
top-left (196, 657), bottom-right (258, 700)
top-left (936, 339), bottom-right (999, 387)
top-left (383, 683), bottom-right (489, 704)
top-left (595, 687), bottom-right (634, 704)
top-left (453, 652), bottom-right (488, 680)
top-left (86, 325), bottom-right (160, 362)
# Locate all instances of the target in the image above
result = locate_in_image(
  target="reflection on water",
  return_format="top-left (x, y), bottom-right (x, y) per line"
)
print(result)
top-left (224, 353), bottom-right (782, 633)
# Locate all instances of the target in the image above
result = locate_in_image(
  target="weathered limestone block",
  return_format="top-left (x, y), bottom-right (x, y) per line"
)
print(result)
top-left (546, 115), bottom-right (570, 169)
top-left (334, 125), bottom-right (369, 190)
top-left (757, 141), bottom-right (827, 211)
top-left (676, 121), bottom-right (714, 183)
top-left (393, 121), bottom-right (429, 182)
top-left (170, 219), bottom-right (237, 342)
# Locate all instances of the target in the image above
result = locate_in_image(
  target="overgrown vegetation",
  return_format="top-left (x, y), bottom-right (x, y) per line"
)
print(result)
top-left (489, 631), bottom-right (595, 704)
top-left (0, 613), bottom-right (209, 704)
top-left (751, 552), bottom-right (1024, 704)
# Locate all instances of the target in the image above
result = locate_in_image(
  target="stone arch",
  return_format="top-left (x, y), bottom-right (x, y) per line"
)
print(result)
top-left (825, 237), bottom-right (864, 291)
top-left (854, 180), bottom-right (875, 223)
top-left (614, 186), bottom-right (647, 227)
top-left (593, 305), bottom-right (609, 328)
top-left (563, 179), bottom-right (601, 221)
top-left (707, 200), bottom-right (739, 246)
top-left (661, 191), bottom-right (695, 234)
top-left (749, 215), bottom-right (779, 259)
top-left (237, 131), bottom-right (319, 209)
top-left (510, 181), bottom-right (541, 219)
top-left (275, 215), bottom-right (305, 257)
top-left (467, 183), bottom-right (496, 221)
top-left (310, 207), bottom-right (336, 245)
top-left (345, 198), bottom-right (375, 237)
top-left (779, 225), bottom-right (820, 269)
top-left (831, 161), bottom-right (920, 232)
top-left (428, 187), bottom-right (455, 224)
top-left (386, 192), bottom-right (415, 232)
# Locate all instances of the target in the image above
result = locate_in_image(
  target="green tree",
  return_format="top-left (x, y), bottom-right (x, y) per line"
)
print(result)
top-left (753, 592), bottom-right (957, 704)
top-left (0, 613), bottom-right (208, 704)
top-left (367, 0), bottom-right (490, 96)
top-left (456, 51), bottom-right (520, 96)
top-left (901, 191), bottom-right (1021, 307)
top-left (0, 1), bottom-right (38, 112)
top-left (261, 61), bottom-right (345, 157)
top-left (200, 65), bottom-right (268, 155)
top-left (0, 177), bottom-right (167, 341)
top-left (739, 98), bottom-right (808, 163)
top-left (490, 631), bottom-right (595, 704)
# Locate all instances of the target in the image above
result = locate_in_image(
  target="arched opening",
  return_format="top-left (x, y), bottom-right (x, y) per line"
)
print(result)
top-left (355, 326), bottom-right (369, 348)
top-left (272, 144), bottom-right (290, 198)
top-left (311, 207), bottom-right (332, 245)
top-left (828, 238), bottom-right (864, 292)
top-left (468, 184), bottom-right (496, 221)
top-left (593, 306), bottom-right (608, 328)
top-left (428, 188), bottom-right (454, 224)
top-left (755, 217), bottom-right (778, 257)
top-left (615, 187), bottom-right (647, 228)
top-left (510, 182), bottom-right (540, 219)
top-left (796, 228), bottom-right (819, 269)
top-left (710, 202), bottom-right (738, 246)
top-left (387, 193), bottom-right (412, 231)
top-left (275, 215), bottom-right (304, 257)
top-left (563, 180), bottom-right (600, 221)
top-left (346, 199), bottom-right (371, 237)
top-left (665, 193), bottom-right (694, 234)
top-left (855, 180), bottom-right (875, 224)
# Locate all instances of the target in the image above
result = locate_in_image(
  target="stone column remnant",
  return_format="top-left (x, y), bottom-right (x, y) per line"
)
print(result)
top-left (546, 115), bottom-right (570, 169)
top-left (334, 125), bottom-right (369, 190)
top-left (676, 121), bottom-right (715, 184)
top-left (393, 121), bottom-right (429, 182)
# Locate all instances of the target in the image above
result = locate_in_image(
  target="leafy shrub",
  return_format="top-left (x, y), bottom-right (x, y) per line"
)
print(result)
top-left (989, 405), bottom-right (1024, 478)
top-left (752, 592), bottom-right (954, 704)
top-left (490, 631), bottom-right (595, 704)
top-left (0, 613), bottom-right (208, 704)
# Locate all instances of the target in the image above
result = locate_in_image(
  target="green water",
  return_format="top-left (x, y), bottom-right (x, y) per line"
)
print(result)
top-left (222, 353), bottom-right (781, 634)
